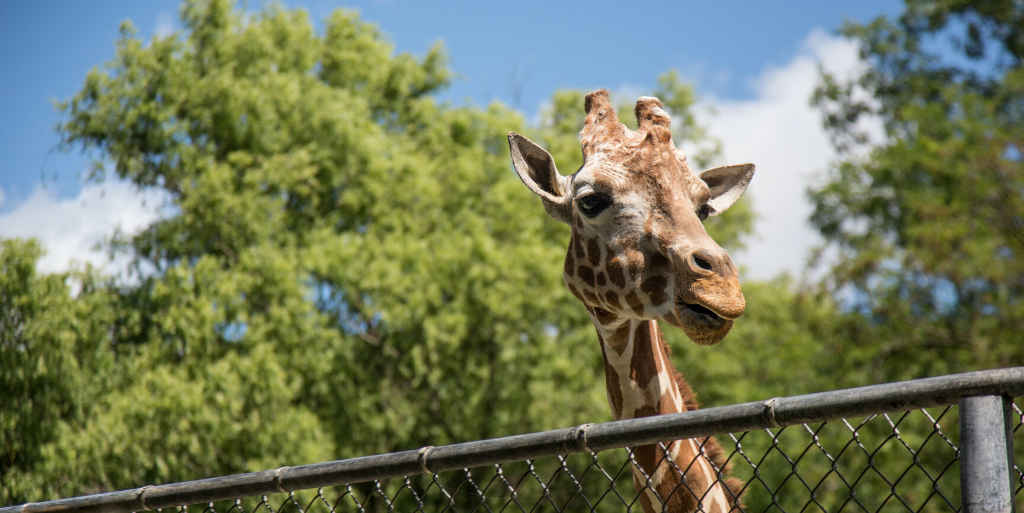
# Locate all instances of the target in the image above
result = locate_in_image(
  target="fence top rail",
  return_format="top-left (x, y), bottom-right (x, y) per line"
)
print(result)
top-left (5, 366), bottom-right (1023, 513)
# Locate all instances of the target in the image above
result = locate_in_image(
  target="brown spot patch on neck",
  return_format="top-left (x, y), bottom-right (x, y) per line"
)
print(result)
top-left (624, 290), bottom-right (645, 317)
top-left (629, 321), bottom-right (661, 387)
top-left (603, 322), bottom-right (632, 355)
top-left (603, 290), bottom-right (621, 309)
top-left (592, 306), bottom-right (618, 326)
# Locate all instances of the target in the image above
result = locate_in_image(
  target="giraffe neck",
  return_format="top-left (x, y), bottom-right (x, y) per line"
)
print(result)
top-left (589, 313), bottom-right (735, 513)
top-left (594, 317), bottom-right (688, 421)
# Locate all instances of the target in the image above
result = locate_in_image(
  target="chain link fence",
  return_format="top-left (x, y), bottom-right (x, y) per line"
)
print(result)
top-left (3, 368), bottom-right (1023, 513)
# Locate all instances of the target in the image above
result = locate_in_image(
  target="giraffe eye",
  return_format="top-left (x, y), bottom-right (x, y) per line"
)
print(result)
top-left (697, 205), bottom-right (711, 221)
top-left (577, 193), bottom-right (612, 217)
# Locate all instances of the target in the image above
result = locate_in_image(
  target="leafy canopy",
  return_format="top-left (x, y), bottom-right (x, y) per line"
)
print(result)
top-left (14, 0), bottom-right (1019, 508)
top-left (2, 0), bottom-right (758, 503)
top-left (812, 0), bottom-right (1024, 379)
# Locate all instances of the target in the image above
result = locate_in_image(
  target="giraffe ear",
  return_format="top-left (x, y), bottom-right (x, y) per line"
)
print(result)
top-left (508, 132), bottom-right (572, 224)
top-left (699, 163), bottom-right (755, 217)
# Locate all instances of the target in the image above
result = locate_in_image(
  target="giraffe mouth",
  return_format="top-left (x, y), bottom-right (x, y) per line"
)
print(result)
top-left (675, 300), bottom-right (733, 345)
top-left (679, 302), bottom-right (722, 321)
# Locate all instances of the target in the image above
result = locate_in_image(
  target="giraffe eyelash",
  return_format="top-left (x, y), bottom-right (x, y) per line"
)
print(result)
top-left (697, 205), bottom-right (711, 221)
top-left (577, 193), bottom-right (613, 217)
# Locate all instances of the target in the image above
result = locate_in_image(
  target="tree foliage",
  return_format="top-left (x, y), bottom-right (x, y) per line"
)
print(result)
top-left (1, 0), bottom-right (760, 503)
top-left (812, 0), bottom-right (1024, 379)
top-left (10, 0), bottom-right (1020, 507)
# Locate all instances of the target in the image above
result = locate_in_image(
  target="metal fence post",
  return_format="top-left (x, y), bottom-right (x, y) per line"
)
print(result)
top-left (960, 395), bottom-right (1016, 513)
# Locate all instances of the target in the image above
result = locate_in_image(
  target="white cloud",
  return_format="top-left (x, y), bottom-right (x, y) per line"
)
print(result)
top-left (154, 11), bottom-right (176, 39)
top-left (703, 28), bottom-right (880, 280)
top-left (0, 180), bottom-right (170, 275)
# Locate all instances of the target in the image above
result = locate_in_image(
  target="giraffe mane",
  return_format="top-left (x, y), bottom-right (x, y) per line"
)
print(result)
top-left (658, 335), bottom-right (745, 509)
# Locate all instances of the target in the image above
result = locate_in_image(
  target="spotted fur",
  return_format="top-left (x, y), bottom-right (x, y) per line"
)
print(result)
top-left (508, 89), bottom-right (756, 513)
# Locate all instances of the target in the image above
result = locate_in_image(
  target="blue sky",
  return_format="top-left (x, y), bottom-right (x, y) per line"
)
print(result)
top-left (0, 1), bottom-right (900, 278)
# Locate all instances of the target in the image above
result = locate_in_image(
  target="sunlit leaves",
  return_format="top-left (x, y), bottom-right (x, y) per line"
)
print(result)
top-left (811, 0), bottom-right (1024, 376)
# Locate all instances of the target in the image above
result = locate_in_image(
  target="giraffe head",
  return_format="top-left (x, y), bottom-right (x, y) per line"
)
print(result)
top-left (509, 90), bottom-right (754, 345)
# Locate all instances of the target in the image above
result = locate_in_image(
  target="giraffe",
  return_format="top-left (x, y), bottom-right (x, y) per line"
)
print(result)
top-left (507, 90), bottom-right (754, 513)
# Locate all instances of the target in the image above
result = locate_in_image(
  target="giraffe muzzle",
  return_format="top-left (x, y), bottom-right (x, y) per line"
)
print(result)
top-left (679, 302), bottom-right (722, 321)
top-left (673, 271), bottom-right (745, 344)
top-left (674, 299), bottom-right (734, 345)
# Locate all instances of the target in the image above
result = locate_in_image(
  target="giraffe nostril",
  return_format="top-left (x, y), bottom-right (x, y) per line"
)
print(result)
top-left (693, 255), bottom-right (713, 272)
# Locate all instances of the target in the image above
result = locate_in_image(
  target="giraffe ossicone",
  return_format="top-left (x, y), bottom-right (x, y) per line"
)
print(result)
top-left (508, 90), bottom-right (754, 513)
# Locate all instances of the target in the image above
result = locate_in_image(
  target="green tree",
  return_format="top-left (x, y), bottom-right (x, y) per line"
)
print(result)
top-left (811, 0), bottom-right (1024, 381)
top-left (48, 0), bottom-right (597, 495)
top-left (0, 240), bottom-right (115, 500)
top-left (2, 0), bottom-right (772, 507)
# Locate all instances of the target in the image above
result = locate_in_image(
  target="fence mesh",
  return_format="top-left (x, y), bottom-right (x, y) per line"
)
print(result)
top-left (1015, 399), bottom-right (1023, 502)
top-left (146, 399), bottom-right (1023, 513)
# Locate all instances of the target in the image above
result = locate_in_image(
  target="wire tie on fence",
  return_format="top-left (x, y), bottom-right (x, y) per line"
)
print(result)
top-left (136, 485), bottom-right (154, 511)
top-left (417, 446), bottom-right (436, 474)
top-left (763, 397), bottom-right (782, 428)
top-left (574, 423), bottom-right (594, 453)
top-left (273, 466), bottom-right (291, 493)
